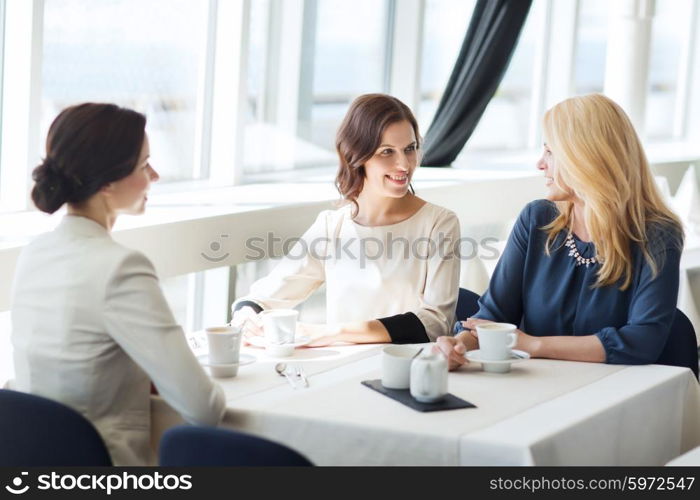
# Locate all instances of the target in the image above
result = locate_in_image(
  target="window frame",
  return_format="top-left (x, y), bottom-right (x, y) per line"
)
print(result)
top-left (0, 0), bottom-right (43, 213)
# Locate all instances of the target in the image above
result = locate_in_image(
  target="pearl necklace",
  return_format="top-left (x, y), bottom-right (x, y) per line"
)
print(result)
top-left (564, 233), bottom-right (597, 267)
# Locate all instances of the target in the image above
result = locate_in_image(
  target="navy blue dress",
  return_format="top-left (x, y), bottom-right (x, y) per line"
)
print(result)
top-left (475, 200), bottom-right (682, 364)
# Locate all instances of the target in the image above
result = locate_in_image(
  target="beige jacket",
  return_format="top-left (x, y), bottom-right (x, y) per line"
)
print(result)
top-left (11, 215), bottom-right (225, 465)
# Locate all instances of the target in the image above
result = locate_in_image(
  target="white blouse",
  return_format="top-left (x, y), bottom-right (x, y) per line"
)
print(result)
top-left (234, 202), bottom-right (461, 341)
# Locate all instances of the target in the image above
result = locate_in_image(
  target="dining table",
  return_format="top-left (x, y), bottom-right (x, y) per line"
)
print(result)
top-left (150, 340), bottom-right (700, 466)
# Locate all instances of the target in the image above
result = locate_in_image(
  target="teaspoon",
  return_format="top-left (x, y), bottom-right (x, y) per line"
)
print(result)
top-left (275, 362), bottom-right (298, 389)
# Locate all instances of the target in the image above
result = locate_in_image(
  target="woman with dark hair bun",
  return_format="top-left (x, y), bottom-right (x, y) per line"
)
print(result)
top-left (11, 103), bottom-right (225, 465)
top-left (232, 94), bottom-right (461, 346)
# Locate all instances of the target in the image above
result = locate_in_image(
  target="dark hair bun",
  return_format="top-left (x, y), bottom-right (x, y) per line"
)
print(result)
top-left (31, 158), bottom-right (74, 214)
top-left (32, 103), bottom-right (147, 214)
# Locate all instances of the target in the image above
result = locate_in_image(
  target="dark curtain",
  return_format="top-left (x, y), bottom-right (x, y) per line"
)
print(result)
top-left (421, 0), bottom-right (533, 166)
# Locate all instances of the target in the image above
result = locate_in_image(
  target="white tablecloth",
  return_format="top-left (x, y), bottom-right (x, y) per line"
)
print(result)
top-left (667, 445), bottom-right (700, 466)
top-left (151, 344), bottom-right (700, 466)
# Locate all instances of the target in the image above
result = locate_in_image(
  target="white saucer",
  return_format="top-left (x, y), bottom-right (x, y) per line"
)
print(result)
top-left (196, 353), bottom-right (256, 367)
top-left (465, 349), bottom-right (530, 373)
top-left (246, 335), bottom-right (312, 349)
top-left (196, 353), bottom-right (256, 378)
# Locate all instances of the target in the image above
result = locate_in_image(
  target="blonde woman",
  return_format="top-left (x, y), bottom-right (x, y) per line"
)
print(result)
top-left (438, 94), bottom-right (684, 369)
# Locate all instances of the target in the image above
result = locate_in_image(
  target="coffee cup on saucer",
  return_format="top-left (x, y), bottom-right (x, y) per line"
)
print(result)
top-left (476, 322), bottom-right (517, 360)
top-left (204, 325), bottom-right (243, 377)
top-left (261, 309), bottom-right (298, 357)
top-left (475, 322), bottom-right (518, 373)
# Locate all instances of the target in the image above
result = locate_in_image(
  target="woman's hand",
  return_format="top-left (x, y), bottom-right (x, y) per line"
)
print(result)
top-left (297, 322), bottom-right (340, 347)
top-left (231, 306), bottom-right (263, 343)
top-left (436, 328), bottom-right (480, 370)
top-left (436, 336), bottom-right (468, 370)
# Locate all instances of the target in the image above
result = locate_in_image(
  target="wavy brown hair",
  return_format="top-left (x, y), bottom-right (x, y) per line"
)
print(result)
top-left (334, 94), bottom-right (420, 216)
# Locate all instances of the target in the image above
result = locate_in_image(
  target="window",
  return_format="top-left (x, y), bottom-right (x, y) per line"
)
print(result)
top-left (243, 0), bottom-right (390, 175)
top-left (574, 0), bottom-right (608, 95)
top-left (161, 267), bottom-right (230, 333)
top-left (418, 0), bottom-right (476, 132)
top-left (0, 1), bottom-right (698, 194)
top-left (645, 0), bottom-right (693, 140)
top-left (311, 0), bottom-right (388, 150)
top-left (467, 0), bottom-right (543, 150)
top-left (41, 0), bottom-right (211, 182)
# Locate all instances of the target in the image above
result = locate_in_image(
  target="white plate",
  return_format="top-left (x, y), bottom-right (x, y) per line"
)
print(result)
top-left (464, 349), bottom-right (530, 364)
top-left (246, 335), bottom-right (312, 349)
top-left (196, 353), bottom-right (256, 367)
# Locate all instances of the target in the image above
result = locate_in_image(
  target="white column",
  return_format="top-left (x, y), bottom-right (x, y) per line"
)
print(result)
top-left (295, 0), bottom-right (317, 141)
top-left (388, 0), bottom-right (425, 111)
top-left (528, 0), bottom-right (552, 149)
top-left (269, 0), bottom-right (306, 138)
top-left (0, 0), bottom-right (43, 211)
top-left (603, 0), bottom-right (655, 135)
top-left (255, 0), bottom-right (309, 171)
top-left (673, 0), bottom-right (699, 139)
top-left (208, 0), bottom-right (250, 186)
top-left (543, 0), bottom-right (578, 109)
top-left (193, 0), bottom-right (219, 180)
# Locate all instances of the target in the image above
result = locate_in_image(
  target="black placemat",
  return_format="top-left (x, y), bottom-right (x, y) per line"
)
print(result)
top-left (361, 379), bottom-right (476, 412)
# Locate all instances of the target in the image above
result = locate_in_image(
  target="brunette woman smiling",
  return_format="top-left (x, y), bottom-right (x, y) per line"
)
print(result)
top-left (232, 94), bottom-right (461, 346)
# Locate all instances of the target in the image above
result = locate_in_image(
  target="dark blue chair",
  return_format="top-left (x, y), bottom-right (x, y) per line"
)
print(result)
top-left (455, 289), bottom-right (699, 379)
top-left (455, 288), bottom-right (480, 322)
top-left (657, 309), bottom-right (699, 380)
top-left (159, 426), bottom-right (313, 466)
top-left (0, 389), bottom-right (112, 466)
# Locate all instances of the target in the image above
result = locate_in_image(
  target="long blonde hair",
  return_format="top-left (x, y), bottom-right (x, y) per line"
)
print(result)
top-left (542, 94), bottom-right (683, 290)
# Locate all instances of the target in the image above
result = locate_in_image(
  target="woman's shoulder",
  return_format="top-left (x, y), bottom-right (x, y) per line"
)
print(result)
top-left (311, 204), bottom-right (353, 230)
top-left (417, 200), bottom-right (458, 224)
top-left (644, 220), bottom-right (684, 254)
top-left (80, 240), bottom-right (156, 281)
top-left (323, 203), bottom-right (354, 220)
top-left (515, 199), bottom-right (558, 228)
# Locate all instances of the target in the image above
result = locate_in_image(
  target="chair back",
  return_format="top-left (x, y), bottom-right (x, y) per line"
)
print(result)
top-left (656, 309), bottom-right (699, 379)
top-left (0, 389), bottom-right (112, 466)
top-left (456, 288), bottom-right (481, 321)
top-left (159, 425), bottom-right (313, 466)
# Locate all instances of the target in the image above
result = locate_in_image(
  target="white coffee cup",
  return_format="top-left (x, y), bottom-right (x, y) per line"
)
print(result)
top-left (206, 326), bottom-right (243, 377)
top-left (476, 322), bottom-right (517, 361)
top-left (382, 345), bottom-right (422, 389)
top-left (261, 309), bottom-right (299, 357)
